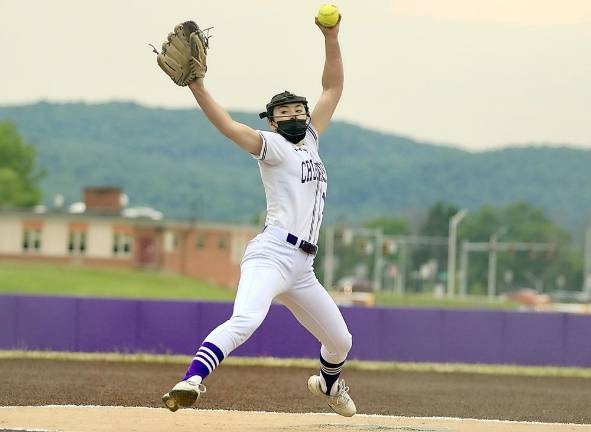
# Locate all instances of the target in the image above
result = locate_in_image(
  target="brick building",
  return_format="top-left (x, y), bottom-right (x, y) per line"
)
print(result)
top-left (0, 187), bottom-right (260, 289)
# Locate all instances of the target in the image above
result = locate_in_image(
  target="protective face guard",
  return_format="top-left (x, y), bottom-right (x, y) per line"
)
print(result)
top-left (259, 91), bottom-right (310, 120)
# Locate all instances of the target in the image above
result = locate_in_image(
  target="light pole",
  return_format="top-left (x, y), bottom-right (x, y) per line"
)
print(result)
top-left (373, 228), bottom-right (384, 291)
top-left (447, 209), bottom-right (468, 297)
top-left (488, 227), bottom-right (508, 301)
top-left (395, 241), bottom-right (407, 295)
top-left (459, 240), bottom-right (468, 297)
top-left (487, 233), bottom-right (498, 301)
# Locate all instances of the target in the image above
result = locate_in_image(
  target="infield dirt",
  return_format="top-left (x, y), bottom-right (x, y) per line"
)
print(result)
top-left (0, 358), bottom-right (590, 431)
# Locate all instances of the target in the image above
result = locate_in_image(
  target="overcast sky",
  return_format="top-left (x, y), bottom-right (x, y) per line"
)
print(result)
top-left (1, 0), bottom-right (590, 150)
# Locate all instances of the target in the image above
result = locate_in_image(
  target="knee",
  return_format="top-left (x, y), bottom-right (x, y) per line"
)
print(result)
top-left (227, 312), bottom-right (265, 345)
top-left (333, 331), bottom-right (353, 356)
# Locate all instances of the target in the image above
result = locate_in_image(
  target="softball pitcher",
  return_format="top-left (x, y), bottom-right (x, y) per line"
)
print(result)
top-left (154, 12), bottom-right (354, 417)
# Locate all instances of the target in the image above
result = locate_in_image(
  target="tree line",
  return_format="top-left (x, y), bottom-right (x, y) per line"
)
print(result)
top-left (0, 122), bottom-right (43, 207)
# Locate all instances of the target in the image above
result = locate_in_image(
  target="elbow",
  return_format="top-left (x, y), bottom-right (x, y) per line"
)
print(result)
top-left (326, 82), bottom-right (343, 90)
top-left (323, 77), bottom-right (344, 93)
top-left (323, 85), bottom-right (343, 99)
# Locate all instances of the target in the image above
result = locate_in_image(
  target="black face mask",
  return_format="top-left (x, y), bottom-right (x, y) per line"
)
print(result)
top-left (275, 119), bottom-right (308, 144)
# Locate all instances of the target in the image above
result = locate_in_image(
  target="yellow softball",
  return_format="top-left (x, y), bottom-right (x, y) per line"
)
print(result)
top-left (317, 4), bottom-right (340, 28)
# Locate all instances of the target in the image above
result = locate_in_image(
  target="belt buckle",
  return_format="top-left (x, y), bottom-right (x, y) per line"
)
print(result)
top-left (299, 240), bottom-right (317, 255)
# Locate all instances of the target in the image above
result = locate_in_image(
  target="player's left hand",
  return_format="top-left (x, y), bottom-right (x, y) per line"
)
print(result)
top-left (315, 15), bottom-right (341, 37)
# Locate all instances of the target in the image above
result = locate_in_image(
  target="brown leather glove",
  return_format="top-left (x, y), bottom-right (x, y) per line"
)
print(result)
top-left (155, 21), bottom-right (208, 86)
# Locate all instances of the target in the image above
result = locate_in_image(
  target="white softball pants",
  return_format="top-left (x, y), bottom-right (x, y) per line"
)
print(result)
top-left (205, 226), bottom-right (352, 365)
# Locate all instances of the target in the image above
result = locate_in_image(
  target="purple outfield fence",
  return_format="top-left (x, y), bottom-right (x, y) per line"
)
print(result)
top-left (1, 294), bottom-right (590, 367)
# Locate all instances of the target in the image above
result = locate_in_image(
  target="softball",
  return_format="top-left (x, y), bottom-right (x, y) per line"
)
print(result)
top-left (317, 4), bottom-right (340, 28)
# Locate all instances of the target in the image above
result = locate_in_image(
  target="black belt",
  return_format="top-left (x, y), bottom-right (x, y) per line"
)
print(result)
top-left (264, 226), bottom-right (318, 255)
top-left (286, 233), bottom-right (318, 255)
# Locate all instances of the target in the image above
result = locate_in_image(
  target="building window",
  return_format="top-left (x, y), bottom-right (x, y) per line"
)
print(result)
top-left (22, 229), bottom-right (42, 253)
top-left (164, 231), bottom-right (178, 253)
top-left (113, 233), bottom-right (133, 256)
top-left (195, 233), bottom-right (206, 249)
top-left (218, 235), bottom-right (227, 250)
top-left (68, 231), bottom-right (87, 255)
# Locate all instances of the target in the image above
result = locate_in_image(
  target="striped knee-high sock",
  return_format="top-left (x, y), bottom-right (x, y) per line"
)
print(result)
top-left (182, 341), bottom-right (225, 382)
top-left (319, 355), bottom-right (345, 396)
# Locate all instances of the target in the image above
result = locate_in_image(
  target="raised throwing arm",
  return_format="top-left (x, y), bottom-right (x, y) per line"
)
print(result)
top-left (311, 16), bottom-right (344, 135)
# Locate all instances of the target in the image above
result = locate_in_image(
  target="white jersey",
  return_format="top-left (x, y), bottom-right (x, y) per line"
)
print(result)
top-left (253, 124), bottom-right (327, 245)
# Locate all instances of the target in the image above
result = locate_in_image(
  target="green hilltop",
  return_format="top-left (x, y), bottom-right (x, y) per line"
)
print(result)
top-left (0, 101), bottom-right (589, 234)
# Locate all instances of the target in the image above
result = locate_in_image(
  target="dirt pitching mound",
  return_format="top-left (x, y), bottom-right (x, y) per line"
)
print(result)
top-left (2, 406), bottom-right (591, 432)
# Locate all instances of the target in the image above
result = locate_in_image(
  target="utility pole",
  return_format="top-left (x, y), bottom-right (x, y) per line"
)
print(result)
top-left (487, 233), bottom-right (498, 301)
top-left (447, 209), bottom-right (468, 297)
top-left (373, 228), bottom-right (384, 291)
top-left (487, 227), bottom-right (508, 301)
top-left (395, 241), bottom-right (407, 294)
top-left (459, 241), bottom-right (468, 297)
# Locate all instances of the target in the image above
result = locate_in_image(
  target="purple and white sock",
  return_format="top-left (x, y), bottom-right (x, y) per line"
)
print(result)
top-left (320, 355), bottom-right (345, 396)
top-left (182, 341), bottom-right (225, 382)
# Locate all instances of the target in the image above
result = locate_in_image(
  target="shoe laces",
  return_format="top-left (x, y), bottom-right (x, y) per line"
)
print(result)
top-left (331, 380), bottom-right (351, 406)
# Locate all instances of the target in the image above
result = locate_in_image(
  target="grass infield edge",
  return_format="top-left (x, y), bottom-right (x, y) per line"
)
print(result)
top-left (1, 349), bottom-right (591, 378)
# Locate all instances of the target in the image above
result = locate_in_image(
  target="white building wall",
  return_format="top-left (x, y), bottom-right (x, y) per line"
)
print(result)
top-left (86, 221), bottom-right (113, 258)
top-left (42, 219), bottom-right (69, 256)
top-left (0, 216), bottom-right (21, 254)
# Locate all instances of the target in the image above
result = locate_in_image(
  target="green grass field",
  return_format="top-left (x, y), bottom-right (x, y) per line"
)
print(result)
top-left (2, 350), bottom-right (590, 378)
top-left (0, 261), bottom-right (519, 309)
top-left (0, 261), bottom-right (234, 301)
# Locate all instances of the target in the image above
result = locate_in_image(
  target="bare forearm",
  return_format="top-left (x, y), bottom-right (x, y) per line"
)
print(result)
top-left (188, 80), bottom-right (235, 136)
top-left (311, 21), bottom-right (344, 133)
top-left (322, 36), bottom-right (344, 91)
top-left (187, 79), bottom-right (262, 154)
